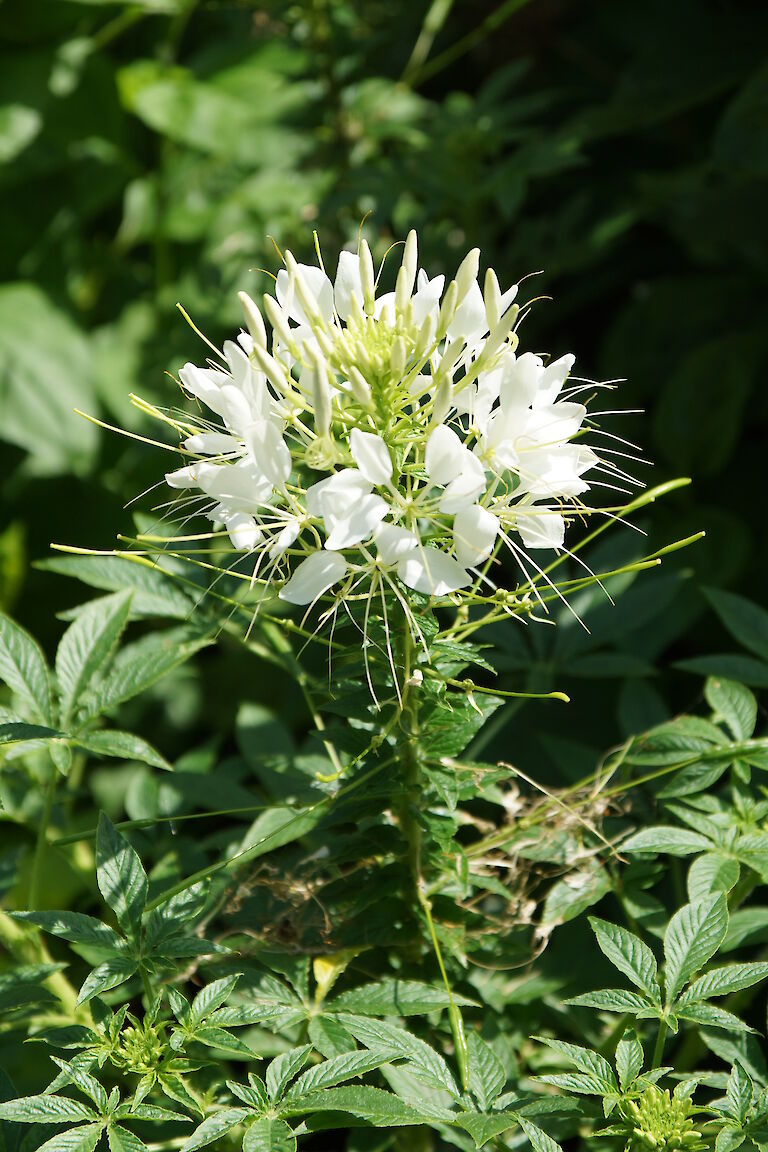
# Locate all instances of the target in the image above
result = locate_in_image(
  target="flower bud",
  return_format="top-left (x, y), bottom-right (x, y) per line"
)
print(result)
top-left (310, 351), bottom-right (332, 436)
top-left (359, 239), bottom-right (376, 315)
top-left (237, 291), bottom-right (267, 348)
top-left (347, 366), bottom-right (372, 408)
top-left (263, 293), bottom-right (295, 352)
top-left (436, 280), bottom-right (458, 339)
top-left (390, 335), bottom-right (407, 378)
top-left (455, 247), bottom-right (480, 303)
top-left (395, 229), bottom-right (418, 313)
top-left (483, 268), bottom-right (502, 329)
top-left (284, 251), bottom-right (323, 326)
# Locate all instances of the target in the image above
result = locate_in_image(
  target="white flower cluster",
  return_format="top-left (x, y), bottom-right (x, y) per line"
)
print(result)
top-left (165, 232), bottom-right (600, 607)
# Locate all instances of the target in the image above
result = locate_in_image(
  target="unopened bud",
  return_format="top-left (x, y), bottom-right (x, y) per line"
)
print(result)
top-left (431, 377), bottom-right (452, 426)
top-left (455, 247), bottom-right (480, 303)
top-left (263, 293), bottom-right (294, 352)
top-left (310, 352), bottom-right (332, 436)
top-left (436, 337), bottom-right (464, 381)
top-left (395, 230), bottom-right (418, 313)
top-left (390, 335), bottom-right (407, 378)
top-left (238, 292), bottom-right (267, 348)
top-left (359, 240), bottom-right (376, 315)
top-left (483, 302), bottom-right (519, 361)
top-left (483, 268), bottom-right (502, 329)
top-left (347, 366), bottom-right (372, 408)
top-left (251, 342), bottom-right (292, 397)
top-left (284, 251), bottom-right (323, 326)
top-left (436, 280), bottom-right (458, 339)
top-left (413, 312), bottom-right (436, 359)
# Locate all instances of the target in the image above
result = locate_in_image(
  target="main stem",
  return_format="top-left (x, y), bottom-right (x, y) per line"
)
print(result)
top-left (29, 765), bottom-right (57, 909)
top-left (396, 622), bottom-right (470, 1091)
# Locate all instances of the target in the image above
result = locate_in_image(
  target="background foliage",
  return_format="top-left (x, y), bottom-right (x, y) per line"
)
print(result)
top-left (2, 2), bottom-right (768, 1147)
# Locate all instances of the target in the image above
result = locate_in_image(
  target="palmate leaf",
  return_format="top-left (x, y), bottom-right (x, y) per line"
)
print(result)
top-left (616, 1030), bottom-right (644, 1091)
top-left (55, 591), bottom-right (133, 727)
top-left (189, 975), bottom-right (241, 1026)
top-left (663, 894), bottom-right (729, 1001)
top-left (534, 1037), bottom-right (617, 1093)
top-left (107, 1127), bottom-right (146, 1152)
top-left (79, 631), bottom-right (211, 721)
top-left (676, 1002), bottom-right (755, 1033)
top-left (621, 827), bottom-right (714, 856)
top-left (338, 1014), bottom-right (459, 1097)
top-left (564, 988), bottom-right (651, 1013)
top-left (77, 957), bottom-right (138, 1006)
top-left (294, 1084), bottom-right (454, 1126)
top-left (454, 1111), bottom-right (521, 1147)
top-left (265, 1046), bottom-right (313, 1103)
top-left (95, 813), bottom-right (147, 939)
top-left (286, 1049), bottom-right (400, 1099)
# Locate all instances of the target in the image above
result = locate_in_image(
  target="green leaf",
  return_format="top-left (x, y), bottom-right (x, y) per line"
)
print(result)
top-left (81, 632), bottom-right (210, 720)
top-left (0, 104), bottom-right (41, 163)
top-left (338, 1014), bottom-right (459, 1097)
top-left (295, 1085), bottom-right (453, 1125)
top-left (466, 1032), bottom-right (506, 1110)
top-left (74, 730), bottom-right (171, 771)
top-left (616, 1029), bottom-right (644, 1090)
top-left (288, 1050), bottom-right (399, 1099)
top-left (723, 907), bottom-right (768, 952)
top-left (0, 611), bottom-right (52, 722)
top-left (664, 895), bottom-right (729, 1001)
top-left (265, 1046), bottom-right (313, 1102)
top-left (180, 1109), bottom-right (250, 1152)
top-left (117, 1103), bottom-right (189, 1122)
top-left (190, 975), bottom-right (240, 1026)
top-left (705, 589), bottom-right (768, 664)
top-left (0, 721), bottom-right (61, 745)
top-left (107, 1126), bottom-right (146, 1152)
top-left (308, 1016), bottom-right (356, 1058)
top-left (40, 554), bottom-right (194, 620)
top-left (454, 1112), bottom-right (521, 1146)
top-left (0, 1095), bottom-right (97, 1122)
top-left (0, 284), bottom-right (98, 474)
top-left (688, 854), bottom-right (741, 901)
top-left (56, 591), bottom-right (133, 727)
top-left (517, 1115), bottom-right (564, 1152)
top-left (588, 918), bottom-right (661, 1001)
top-left (713, 61), bottom-right (768, 176)
top-left (564, 988), bottom-right (651, 1013)
top-left (95, 813), bottom-right (147, 938)
top-left (77, 957), bottom-right (138, 1005)
top-left (726, 1062), bottom-right (754, 1123)
top-left (329, 979), bottom-right (476, 1017)
top-left (242, 1119), bottom-right (295, 1152)
top-left (35, 1127), bottom-right (103, 1152)
top-left (622, 827), bottom-right (713, 856)
top-left (676, 1002), bottom-right (754, 1032)
top-left (705, 677), bottom-right (757, 740)
top-left (534, 1038), bottom-right (617, 1092)
top-left (678, 963), bottom-right (768, 1004)
top-left (11, 910), bottom-right (124, 951)
top-left (540, 863), bottom-right (612, 927)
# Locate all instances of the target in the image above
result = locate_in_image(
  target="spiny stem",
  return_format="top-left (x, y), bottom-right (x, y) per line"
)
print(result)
top-left (29, 766), bottom-right (57, 910)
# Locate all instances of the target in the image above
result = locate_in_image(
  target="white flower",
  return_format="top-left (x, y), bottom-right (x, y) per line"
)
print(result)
top-left (155, 229), bottom-right (612, 624)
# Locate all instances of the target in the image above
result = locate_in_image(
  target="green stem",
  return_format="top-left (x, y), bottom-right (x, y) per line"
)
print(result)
top-left (29, 767), bottom-right (57, 909)
top-left (652, 1020), bottom-right (668, 1068)
top-left (396, 625), bottom-right (470, 1091)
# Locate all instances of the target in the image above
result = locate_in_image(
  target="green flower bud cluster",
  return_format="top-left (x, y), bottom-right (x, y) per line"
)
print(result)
top-left (621, 1088), bottom-right (707, 1152)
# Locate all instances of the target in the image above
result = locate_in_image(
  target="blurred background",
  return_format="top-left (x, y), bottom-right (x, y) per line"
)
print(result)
top-left (1, 0), bottom-right (767, 773)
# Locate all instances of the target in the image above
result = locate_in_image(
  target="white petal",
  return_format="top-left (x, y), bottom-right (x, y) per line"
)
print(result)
top-left (374, 522), bottom-right (419, 565)
top-left (412, 271), bottom-right (445, 326)
top-left (397, 549), bottom-right (471, 596)
top-left (453, 505), bottom-right (499, 567)
top-left (334, 251), bottom-right (363, 320)
top-left (275, 265), bottom-right (334, 326)
top-left (219, 511), bottom-right (262, 552)
top-left (438, 452), bottom-right (486, 513)
top-left (447, 281), bottom-right (486, 343)
top-left (196, 460), bottom-right (273, 511)
top-left (425, 424), bottom-right (463, 486)
top-left (306, 469), bottom-right (372, 517)
top-left (324, 494), bottom-right (388, 550)
top-left (522, 402), bottom-right (586, 448)
top-left (165, 464), bottom-right (202, 489)
top-left (499, 283), bottom-right (518, 312)
top-left (536, 353), bottom-right (576, 406)
top-left (499, 352), bottom-right (543, 411)
top-left (268, 520), bottom-right (301, 560)
top-left (183, 432), bottom-right (239, 456)
top-left (279, 551), bottom-right (348, 605)
top-left (245, 419), bottom-right (291, 487)
top-left (350, 428), bottom-right (392, 485)
top-left (517, 510), bottom-right (565, 550)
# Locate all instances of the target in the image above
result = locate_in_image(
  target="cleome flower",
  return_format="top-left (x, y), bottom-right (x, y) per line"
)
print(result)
top-left (159, 231), bottom-right (622, 616)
